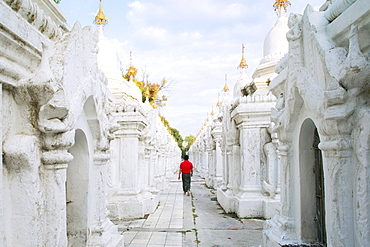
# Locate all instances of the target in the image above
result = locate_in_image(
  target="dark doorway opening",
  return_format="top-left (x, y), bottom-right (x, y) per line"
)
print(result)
top-left (313, 128), bottom-right (326, 246)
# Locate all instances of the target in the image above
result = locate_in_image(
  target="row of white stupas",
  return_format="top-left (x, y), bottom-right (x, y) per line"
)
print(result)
top-left (189, 0), bottom-right (370, 246)
top-left (1, 0), bottom-right (180, 246)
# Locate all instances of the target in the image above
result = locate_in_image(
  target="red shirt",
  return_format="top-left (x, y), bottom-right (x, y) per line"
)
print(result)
top-left (180, 160), bottom-right (193, 173)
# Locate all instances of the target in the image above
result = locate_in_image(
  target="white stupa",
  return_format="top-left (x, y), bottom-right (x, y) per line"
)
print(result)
top-left (221, 74), bottom-right (232, 105)
top-left (252, 0), bottom-right (290, 90)
top-left (94, 1), bottom-right (142, 102)
top-left (233, 44), bottom-right (255, 98)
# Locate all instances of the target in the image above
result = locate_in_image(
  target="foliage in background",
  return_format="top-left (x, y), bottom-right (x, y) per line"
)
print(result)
top-left (160, 115), bottom-right (194, 160)
top-left (159, 115), bottom-right (185, 157)
top-left (169, 127), bottom-right (183, 150)
top-left (182, 135), bottom-right (195, 158)
top-left (123, 69), bottom-right (168, 109)
top-left (123, 64), bottom-right (192, 160)
top-left (159, 114), bottom-right (170, 128)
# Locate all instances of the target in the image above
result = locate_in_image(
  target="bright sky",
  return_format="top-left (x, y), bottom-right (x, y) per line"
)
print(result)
top-left (59, 0), bottom-right (324, 138)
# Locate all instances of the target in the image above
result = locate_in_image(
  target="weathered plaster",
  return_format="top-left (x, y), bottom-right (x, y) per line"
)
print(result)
top-left (263, 1), bottom-right (370, 246)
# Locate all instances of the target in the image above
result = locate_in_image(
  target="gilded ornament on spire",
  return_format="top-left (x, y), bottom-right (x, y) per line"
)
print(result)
top-left (211, 108), bottom-right (215, 116)
top-left (223, 74), bottom-right (229, 92)
top-left (238, 44), bottom-right (248, 69)
top-left (273, 0), bottom-right (291, 12)
top-left (126, 51), bottom-right (138, 80)
top-left (216, 93), bottom-right (221, 107)
top-left (94, 0), bottom-right (108, 26)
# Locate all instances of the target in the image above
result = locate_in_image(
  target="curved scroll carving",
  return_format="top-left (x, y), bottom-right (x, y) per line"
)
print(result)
top-left (4, 0), bottom-right (63, 40)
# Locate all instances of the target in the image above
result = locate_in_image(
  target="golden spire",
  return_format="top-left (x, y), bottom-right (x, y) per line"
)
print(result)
top-left (127, 51), bottom-right (138, 80)
top-left (211, 107), bottom-right (215, 116)
top-left (223, 74), bottom-right (229, 92)
top-left (94, 0), bottom-right (108, 26)
top-left (238, 44), bottom-right (248, 69)
top-left (216, 93), bottom-right (221, 107)
top-left (273, 0), bottom-right (291, 12)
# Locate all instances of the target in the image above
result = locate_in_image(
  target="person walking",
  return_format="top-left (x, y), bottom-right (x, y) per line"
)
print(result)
top-left (178, 155), bottom-right (193, 196)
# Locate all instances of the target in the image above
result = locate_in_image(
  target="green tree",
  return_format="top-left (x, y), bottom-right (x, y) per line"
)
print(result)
top-left (169, 127), bottom-right (183, 150)
top-left (182, 135), bottom-right (195, 158)
top-left (184, 135), bottom-right (195, 147)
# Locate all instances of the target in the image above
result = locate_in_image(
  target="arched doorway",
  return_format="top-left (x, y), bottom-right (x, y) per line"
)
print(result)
top-left (67, 129), bottom-right (90, 246)
top-left (299, 119), bottom-right (326, 245)
top-left (313, 128), bottom-right (326, 245)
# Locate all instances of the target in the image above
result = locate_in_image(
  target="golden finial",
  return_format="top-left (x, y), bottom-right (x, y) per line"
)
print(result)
top-left (273, 0), bottom-right (291, 12)
top-left (238, 44), bottom-right (248, 69)
top-left (127, 51), bottom-right (138, 80)
top-left (216, 93), bottom-right (221, 106)
top-left (94, 0), bottom-right (108, 26)
top-left (144, 75), bottom-right (150, 99)
top-left (211, 107), bottom-right (215, 116)
top-left (223, 74), bottom-right (229, 92)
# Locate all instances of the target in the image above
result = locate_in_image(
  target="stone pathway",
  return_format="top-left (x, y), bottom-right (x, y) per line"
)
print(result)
top-left (117, 175), bottom-right (264, 246)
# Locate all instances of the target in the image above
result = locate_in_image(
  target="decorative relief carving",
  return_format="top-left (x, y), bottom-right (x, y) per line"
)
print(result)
top-left (266, 2), bottom-right (370, 246)
top-left (4, 0), bottom-right (63, 40)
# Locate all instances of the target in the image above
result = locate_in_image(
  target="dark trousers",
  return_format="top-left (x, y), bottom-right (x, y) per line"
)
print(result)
top-left (182, 173), bottom-right (191, 192)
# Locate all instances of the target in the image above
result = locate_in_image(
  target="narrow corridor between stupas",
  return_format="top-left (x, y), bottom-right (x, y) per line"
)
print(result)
top-left (2, 0), bottom-right (369, 246)
top-left (117, 173), bottom-right (264, 247)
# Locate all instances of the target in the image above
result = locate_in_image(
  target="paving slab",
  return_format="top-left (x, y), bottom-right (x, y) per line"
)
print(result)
top-left (116, 174), bottom-right (264, 246)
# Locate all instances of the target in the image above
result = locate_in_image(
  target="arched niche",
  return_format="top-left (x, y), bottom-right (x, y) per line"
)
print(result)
top-left (66, 95), bottom-right (105, 245)
top-left (299, 118), bottom-right (326, 245)
top-left (84, 96), bottom-right (102, 144)
top-left (67, 129), bottom-right (90, 246)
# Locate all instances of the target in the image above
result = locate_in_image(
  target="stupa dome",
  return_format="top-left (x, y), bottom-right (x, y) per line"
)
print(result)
top-left (252, 1), bottom-right (291, 90)
top-left (94, 1), bottom-right (142, 102)
top-left (261, 4), bottom-right (290, 64)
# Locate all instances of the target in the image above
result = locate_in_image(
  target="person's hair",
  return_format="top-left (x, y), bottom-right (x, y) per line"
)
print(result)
top-left (184, 155), bottom-right (189, 160)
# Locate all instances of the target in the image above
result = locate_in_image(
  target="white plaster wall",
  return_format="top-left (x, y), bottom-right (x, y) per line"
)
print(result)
top-left (122, 135), bottom-right (140, 193)
top-left (2, 85), bottom-right (45, 246)
top-left (3, 135), bottom-right (44, 246)
top-left (107, 138), bottom-right (121, 198)
top-left (1, 2), bottom-right (124, 245)
top-left (264, 1), bottom-right (370, 245)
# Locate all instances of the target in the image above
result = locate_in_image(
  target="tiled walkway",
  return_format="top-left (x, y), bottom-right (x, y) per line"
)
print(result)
top-left (120, 182), bottom-right (185, 247)
top-left (117, 176), bottom-right (264, 247)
